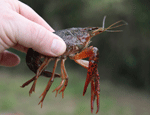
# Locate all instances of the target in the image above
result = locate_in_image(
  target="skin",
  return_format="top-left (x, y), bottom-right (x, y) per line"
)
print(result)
top-left (0, 0), bottom-right (66, 67)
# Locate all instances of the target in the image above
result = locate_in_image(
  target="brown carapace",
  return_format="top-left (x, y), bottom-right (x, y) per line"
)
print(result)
top-left (21, 16), bottom-right (127, 114)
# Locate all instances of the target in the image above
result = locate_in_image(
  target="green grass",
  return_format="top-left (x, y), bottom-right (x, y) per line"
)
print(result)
top-left (0, 70), bottom-right (150, 115)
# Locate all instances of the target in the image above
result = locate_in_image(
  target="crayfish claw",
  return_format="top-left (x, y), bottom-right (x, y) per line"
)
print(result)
top-left (52, 89), bottom-right (59, 97)
top-left (29, 88), bottom-right (34, 96)
top-left (59, 78), bottom-right (68, 98)
top-left (38, 91), bottom-right (46, 108)
top-left (52, 80), bottom-right (64, 97)
top-left (96, 108), bottom-right (99, 114)
top-left (38, 101), bottom-right (43, 108)
top-left (29, 80), bottom-right (37, 96)
top-left (59, 90), bottom-right (64, 98)
top-left (39, 93), bottom-right (43, 98)
top-left (55, 91), bottom-right (58, 97)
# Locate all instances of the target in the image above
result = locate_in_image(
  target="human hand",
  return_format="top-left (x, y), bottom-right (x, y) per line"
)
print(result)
top-left (0, 0), bottom-right (66, 67)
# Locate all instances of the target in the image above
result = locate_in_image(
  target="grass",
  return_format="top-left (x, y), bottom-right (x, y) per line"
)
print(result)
top-left (0, 69), bottom-right (150, 115)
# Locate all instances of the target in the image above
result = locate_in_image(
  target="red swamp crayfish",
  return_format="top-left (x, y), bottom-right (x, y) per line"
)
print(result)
top-left (20, 16), bottom-right (127, 113)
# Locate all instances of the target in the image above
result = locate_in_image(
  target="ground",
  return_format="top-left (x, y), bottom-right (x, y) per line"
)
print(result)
top-left (0, 69), bottom-right (150, 115)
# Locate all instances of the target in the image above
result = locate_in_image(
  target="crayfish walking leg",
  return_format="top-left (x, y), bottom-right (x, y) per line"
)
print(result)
top-left (28, 57), bottom-right (52, 96)
top-left (52, 59), bottom-right (68, 98)
top-left (21, 48), bottom-right (61, 89)
top-left (38, 58), bottom-right (59, 107)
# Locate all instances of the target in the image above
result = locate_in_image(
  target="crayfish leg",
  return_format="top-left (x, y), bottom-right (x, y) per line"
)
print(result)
top-left (70, 46), bottom-right (99, 95)
top-left (91, 79), bottom-right (95, 113)
top-left (38, 58), bottom-right (59, 107)
top-left (59, 60), bottom-right (68, 98)
top-left (74, 59), bottom-right (89, 69)
top-left (20, 76), bottom-right (36, 88)
top-left (20, 72), bottom-right (61, 88)
top-left (29, 57), bottom-right (52, 96)
top-left (52, 59), bottom-right (66, 97)
top-left (91, 72), bottom-right (100, 114)
top-left (95, 70), bottom-right (100, 113)
top-left (71, 46), bottom-right (99, 113)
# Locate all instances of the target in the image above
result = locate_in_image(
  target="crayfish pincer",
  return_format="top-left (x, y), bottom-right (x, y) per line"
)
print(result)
top-left (20, 16), bottom-right (127, 114)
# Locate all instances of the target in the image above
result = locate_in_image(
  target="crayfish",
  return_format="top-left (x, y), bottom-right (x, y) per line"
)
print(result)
top-left (21, 16), bottom-right (127, 113)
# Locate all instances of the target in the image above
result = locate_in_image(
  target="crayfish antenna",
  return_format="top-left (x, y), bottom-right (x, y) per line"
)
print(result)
top-left (102, 16), bottom-right (107, 29)
top-left (104, 20), bottom-right (128, 32)
top-left (101, 16), bottom-right (128, 32)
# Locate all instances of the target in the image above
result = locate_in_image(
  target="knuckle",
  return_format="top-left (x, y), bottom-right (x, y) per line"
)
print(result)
top-left (29, 24), bottom-right (49, 48)
top-left (0, 10), bottom-right (18, 43)
top-left (0, 38), bottom-right (10, 52)
top-left (1, 9), bottom-right (16, 22)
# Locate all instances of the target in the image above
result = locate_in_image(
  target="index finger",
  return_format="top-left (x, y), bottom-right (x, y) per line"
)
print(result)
top-left (17, 1), bottom-right (54, 32)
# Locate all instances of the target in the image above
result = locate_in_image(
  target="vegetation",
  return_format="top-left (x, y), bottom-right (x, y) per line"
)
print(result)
top-left (0, 70), bottom-right (150, 115)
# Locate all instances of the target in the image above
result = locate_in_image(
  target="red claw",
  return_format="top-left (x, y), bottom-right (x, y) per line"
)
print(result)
top-left (74, 46), bottom-right (99, 113)
top-left (83, 73), bottom-right (92, 96)
top-left (91, 79), bottom-right (95, 113)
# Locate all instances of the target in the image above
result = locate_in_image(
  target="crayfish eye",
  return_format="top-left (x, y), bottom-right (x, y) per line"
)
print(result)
top-left (88, 28), bottom-right (93, 31)
top-left (87, 27), bottom-right (99, 32)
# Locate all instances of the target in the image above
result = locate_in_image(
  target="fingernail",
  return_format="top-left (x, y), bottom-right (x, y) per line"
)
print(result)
top-left (51, 39), bottom-right (66, 56)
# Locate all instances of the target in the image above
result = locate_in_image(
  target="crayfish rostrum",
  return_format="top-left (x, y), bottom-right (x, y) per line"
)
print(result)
top-left (21, 16), bottom-right (127, 113)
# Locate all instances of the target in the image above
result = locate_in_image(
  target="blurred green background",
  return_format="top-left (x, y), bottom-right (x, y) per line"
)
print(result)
top-left (0, 0), bottom-right (150, 115)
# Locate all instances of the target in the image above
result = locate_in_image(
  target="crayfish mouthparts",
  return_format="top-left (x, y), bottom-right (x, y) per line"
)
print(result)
top-left (20, 16), bottom-right (127, 114)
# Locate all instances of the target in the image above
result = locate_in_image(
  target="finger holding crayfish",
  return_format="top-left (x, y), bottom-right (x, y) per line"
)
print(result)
top-left (21, 16), bottom-right (128, 114)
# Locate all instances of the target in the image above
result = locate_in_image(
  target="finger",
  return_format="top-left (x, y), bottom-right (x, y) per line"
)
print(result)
top-left (1, 11), bottom-right (66, 56)
top-left (0, 50), bottom-right (20, 67)
top-left (17, 1), bottom-right (54, 32)
top-left (12, 44), bottom-right (28, 53)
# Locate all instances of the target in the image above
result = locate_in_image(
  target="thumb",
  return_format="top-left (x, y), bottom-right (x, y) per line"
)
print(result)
top-left (1, 11), bottom-right (66, 57)
top-left (16, 18), bottom-right (66, 56)
top-left (14, 12), bottom-right (66, 56)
